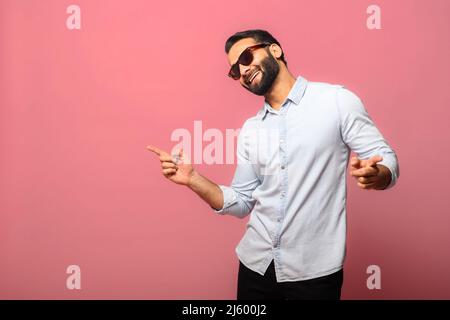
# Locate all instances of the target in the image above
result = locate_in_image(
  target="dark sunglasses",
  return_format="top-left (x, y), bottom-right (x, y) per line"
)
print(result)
top-left (228, 43), bottom-right (271, 80)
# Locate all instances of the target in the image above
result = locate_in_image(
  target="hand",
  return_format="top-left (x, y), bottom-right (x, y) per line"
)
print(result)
top-left (350, 155), bottom-right (391, 190)
top-left (147, 145), bottom-right (195, 186)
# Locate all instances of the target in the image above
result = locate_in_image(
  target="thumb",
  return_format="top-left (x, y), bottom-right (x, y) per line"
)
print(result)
top-left (363, 155), bottom-right (383, 167)
top-left (350, 156), bottom-right (361, 168)
top-left (177, 147), bottom-right (187, 164)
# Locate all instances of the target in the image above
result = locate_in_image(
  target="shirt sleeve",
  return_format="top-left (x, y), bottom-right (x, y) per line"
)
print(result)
top-left (336, 86), bottom-right (400, 189)
top-left (211, 122), bottom-right (261, 218)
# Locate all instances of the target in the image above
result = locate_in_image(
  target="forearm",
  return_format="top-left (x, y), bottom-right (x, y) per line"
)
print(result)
top-left (187, 170), bottom-right (224, 210)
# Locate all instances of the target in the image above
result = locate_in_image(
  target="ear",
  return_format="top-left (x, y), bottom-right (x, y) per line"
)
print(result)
top-left (268, 43), bottom-right (283, 60)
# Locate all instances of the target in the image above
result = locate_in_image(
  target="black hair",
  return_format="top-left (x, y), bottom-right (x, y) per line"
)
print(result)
top-left (224, 29), bottom-right (287, 66)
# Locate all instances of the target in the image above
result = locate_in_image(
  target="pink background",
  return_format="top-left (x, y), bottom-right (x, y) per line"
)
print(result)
top-left (1, 0), bottom-right (449, 299)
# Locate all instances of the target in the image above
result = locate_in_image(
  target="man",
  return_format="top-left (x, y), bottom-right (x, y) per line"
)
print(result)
top-left (147, 29), bottom-right (399, 300)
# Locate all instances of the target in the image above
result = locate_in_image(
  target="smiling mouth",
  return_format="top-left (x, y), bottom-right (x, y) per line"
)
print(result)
top-left (248, 70), bottom-right (261, 84)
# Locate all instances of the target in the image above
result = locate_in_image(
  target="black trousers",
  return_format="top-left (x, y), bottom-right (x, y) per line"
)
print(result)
top-left (237, 259), bottom-right (343, 300)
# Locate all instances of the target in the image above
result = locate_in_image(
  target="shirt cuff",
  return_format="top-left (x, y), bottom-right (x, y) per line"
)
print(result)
top-left (210, 184), bottom-right (237, 214)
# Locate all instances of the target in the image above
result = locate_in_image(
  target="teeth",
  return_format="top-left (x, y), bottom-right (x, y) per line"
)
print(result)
top-left (249, 71), bottom-right (260, 83)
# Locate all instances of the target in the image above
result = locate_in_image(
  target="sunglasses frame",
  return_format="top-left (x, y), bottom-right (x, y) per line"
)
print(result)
top-left (228, 43), bottom-right (271, 80)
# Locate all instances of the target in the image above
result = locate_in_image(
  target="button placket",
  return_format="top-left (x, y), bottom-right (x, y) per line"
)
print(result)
top-left (277, 108), bottom-right (288, 231)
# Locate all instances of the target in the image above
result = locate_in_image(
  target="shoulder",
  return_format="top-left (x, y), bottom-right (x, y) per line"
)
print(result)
top-left (308, 80), bottom-right (344, 90)
top-left (307, 80), bottom-right (361, 100)
top-left (307, 80), bottom-right (364, 111)
top-left (307, 80), bottom-right (344, 94)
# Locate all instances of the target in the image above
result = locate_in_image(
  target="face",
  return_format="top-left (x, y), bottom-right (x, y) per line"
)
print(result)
top-left (227, 38), bottom-right (281, 96)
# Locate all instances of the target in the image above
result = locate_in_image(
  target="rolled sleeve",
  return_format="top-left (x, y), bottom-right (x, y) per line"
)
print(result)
top-left (336, 86), bottom-right (400, 189)
top-left (210, 184), bottom-right (238, 214)
top-left (210, 122), bottom-right (261, 218)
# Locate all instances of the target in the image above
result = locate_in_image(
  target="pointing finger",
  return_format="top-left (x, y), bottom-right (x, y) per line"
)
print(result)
top-left (351, 166), bottom-right (378, 177)
top-left (364, 155), bottom-right (383, 167)
top-left (147, 145), bottom-right (162, 156)
top-left (147, 145), bottom-right (172, 159)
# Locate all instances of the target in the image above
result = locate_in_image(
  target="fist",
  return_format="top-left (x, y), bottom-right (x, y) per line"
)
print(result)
top-left (350, 155), bottom-right (391, 190)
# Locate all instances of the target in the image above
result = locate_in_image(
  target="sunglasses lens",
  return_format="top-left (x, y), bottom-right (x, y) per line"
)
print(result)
top-left (239, 49), bottom-right (254, 66)
top-left (229, 43), bottom-right (267, 80)
top-left (229, 64), bottom-right (240, 79)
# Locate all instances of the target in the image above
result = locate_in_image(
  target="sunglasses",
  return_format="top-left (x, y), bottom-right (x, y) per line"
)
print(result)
top-left (228, 43), bottom-right (271, 80)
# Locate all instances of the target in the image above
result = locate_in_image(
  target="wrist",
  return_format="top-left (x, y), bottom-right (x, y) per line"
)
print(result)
top-left (187, 170), bottom-right (200, 188)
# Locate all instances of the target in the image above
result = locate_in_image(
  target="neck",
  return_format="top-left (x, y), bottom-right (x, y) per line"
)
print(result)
top-left (264, 66), bottom-right (297, 110)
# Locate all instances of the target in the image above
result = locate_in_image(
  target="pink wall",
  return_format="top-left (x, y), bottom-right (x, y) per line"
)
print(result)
top-left (1, 0), bottom-right (449, 299)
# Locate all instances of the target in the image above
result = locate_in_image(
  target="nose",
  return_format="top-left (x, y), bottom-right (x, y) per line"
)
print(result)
top-left (239, 65), bottom-right (252, 79)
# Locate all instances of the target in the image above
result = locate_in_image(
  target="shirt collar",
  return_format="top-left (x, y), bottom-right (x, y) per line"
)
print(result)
top-left (257, 75), bottom-right (308, 121)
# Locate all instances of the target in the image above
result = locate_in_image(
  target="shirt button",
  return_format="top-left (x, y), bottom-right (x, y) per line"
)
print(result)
top-left (277, 218), bottom-right (282, 222)
top-left (281, 165), bottom-right (285, 169)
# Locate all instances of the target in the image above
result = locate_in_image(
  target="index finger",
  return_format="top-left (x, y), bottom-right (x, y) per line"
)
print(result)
top-left (146, 145), bottom-right (161, 155)
top-left (147, 145), bottom-right (170, 157)
top-left (351, 166), bottom-right (378, 177)
top-left (367, 155), bottom-right (383, 167)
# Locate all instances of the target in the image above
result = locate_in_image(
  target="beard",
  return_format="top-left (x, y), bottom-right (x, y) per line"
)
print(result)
top-left (243, 53), bottom-right (280, 96)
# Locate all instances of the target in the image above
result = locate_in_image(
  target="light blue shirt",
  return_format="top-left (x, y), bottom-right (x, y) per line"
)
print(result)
top-left (212, 75), bottom-right (399, 282)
